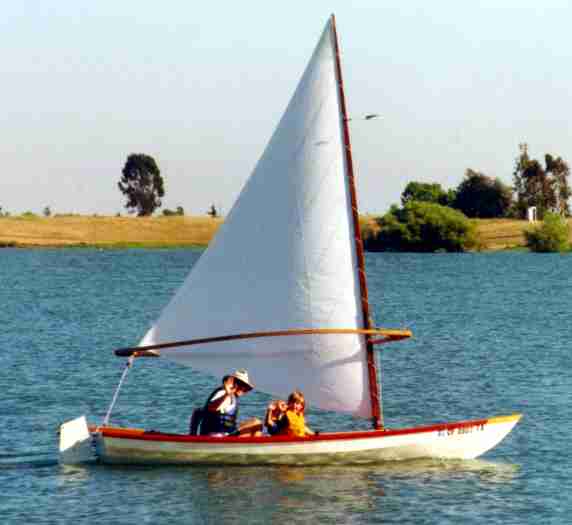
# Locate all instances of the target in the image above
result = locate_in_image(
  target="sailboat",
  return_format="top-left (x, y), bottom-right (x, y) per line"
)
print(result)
top-left (59, 15), bottom-right (521, 466)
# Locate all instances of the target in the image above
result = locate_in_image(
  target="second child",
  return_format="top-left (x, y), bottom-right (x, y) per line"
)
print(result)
top-left (276, 390), bottom-right (314, 437)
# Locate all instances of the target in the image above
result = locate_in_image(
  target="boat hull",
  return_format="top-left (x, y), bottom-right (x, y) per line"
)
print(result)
top-left (93, 414), bottom-right (521, 466)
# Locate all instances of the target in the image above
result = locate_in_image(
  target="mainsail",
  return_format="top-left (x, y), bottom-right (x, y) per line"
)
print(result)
top-left (140, 18), bottom-right (373, 418)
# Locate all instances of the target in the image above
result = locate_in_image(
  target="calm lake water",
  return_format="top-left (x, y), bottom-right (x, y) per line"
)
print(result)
top-left (1, 248), bottom-right (571, 524)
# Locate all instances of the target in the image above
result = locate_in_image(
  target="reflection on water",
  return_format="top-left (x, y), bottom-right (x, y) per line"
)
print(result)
top-left (56, 463), bottom-right (93, 487)
top-left (86, 459), bottom-right (516, 524)
top-left (199, 465), bottom-right (381, 521)
top-left (45, 458), bottom-right (520, 524)
top-left (198, 458), bottom-right (519, 488)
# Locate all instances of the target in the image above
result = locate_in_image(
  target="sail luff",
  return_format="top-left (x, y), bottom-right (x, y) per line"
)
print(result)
top-left (330, 14), bottom-right (383, 429)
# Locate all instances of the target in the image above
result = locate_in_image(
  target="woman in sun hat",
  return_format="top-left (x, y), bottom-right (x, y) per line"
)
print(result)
top-left (199, 369), bottom-right (255, 436)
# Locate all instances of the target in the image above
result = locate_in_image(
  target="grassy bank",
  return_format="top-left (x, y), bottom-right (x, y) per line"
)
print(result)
top-left (471, 218), bottom-right (530, 250)
top-left (0, 215), bottom-right (223, 248)
top-left (0, 214), bottom-right (568, 250)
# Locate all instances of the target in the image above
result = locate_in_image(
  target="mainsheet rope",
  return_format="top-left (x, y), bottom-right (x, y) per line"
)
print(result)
top-left (100, 354), bottom-right (135, 428)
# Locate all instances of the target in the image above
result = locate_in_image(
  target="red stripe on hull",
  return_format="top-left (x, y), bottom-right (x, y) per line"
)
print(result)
top-left (96, 416), bottom-right (497, 445)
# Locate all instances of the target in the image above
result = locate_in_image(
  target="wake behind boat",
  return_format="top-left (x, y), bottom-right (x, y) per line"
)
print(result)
top-left (59, 15), bottom-right (521, 466)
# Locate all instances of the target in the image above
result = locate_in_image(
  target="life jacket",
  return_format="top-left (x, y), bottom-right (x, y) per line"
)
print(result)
top-left (277, 410), bottom-right (307, 437)
top-left (194, 387), bottom-right (239, 435)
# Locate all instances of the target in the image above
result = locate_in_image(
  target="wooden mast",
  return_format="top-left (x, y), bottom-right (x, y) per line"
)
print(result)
top-left (330, 14), bottom-right (383, 430)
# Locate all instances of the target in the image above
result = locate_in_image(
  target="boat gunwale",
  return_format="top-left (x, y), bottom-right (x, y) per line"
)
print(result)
top-left (95, 413), bottom-right (521, 445)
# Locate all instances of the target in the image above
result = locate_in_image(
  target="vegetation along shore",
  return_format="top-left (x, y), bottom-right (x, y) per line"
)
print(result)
top-left (4, 142), bottom-right (567, 252)
top-left (1, 214), bottom-right (569, 251)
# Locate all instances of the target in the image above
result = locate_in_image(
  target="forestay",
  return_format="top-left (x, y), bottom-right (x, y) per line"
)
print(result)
top-left (139, 19), bottom-right (372, 418)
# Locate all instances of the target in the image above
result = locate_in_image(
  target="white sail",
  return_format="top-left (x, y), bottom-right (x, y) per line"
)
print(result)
top-left (140, 18), bottom-right (372, 418)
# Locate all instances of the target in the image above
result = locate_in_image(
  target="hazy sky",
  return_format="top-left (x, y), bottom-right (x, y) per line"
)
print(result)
top-left (3, 1), bottom-right (572, 216)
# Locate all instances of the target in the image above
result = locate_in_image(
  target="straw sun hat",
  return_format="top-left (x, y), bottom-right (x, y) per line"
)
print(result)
top-left (224, 369), bottom-right (254, 391)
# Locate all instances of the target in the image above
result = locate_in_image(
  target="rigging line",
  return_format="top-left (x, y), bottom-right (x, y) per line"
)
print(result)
top-left (100, 354), bottom-right (135, 428)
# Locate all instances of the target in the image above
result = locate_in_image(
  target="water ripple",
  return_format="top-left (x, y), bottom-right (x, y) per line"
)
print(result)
top-left (1, 249), bottom-right (570, 524)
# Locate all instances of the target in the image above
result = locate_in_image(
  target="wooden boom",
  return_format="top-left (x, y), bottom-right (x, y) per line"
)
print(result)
top-left (114, 327), bottom-right (412, 357)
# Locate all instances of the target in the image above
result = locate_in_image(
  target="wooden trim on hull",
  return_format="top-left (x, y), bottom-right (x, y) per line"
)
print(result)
top-left (94, 414), bottom-right (521, 466)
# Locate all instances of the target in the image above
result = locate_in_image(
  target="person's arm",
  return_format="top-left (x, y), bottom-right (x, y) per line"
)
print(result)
top-left (207, 379), bottom-right (235, 412)
top-left (264, 405), bottom-right (274, 428)
top-left (265, 403), bottom-right (283, 435)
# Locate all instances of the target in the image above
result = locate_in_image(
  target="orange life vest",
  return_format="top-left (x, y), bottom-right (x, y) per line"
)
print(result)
top-left (279, 410), bottom-right (307, 437)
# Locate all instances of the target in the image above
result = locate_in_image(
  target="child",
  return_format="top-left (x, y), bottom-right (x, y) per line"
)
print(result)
top-left (276, 390), bottom-right (314, 437)
top-left (264, 399), bottom-right (287, 435)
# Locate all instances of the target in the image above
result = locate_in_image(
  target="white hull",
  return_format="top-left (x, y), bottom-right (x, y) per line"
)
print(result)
top-left (89, 414), bottom-right (521, 466)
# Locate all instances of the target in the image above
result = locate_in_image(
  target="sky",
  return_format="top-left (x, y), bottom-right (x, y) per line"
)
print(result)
top-left (3, 1), bottom-right (572, 216)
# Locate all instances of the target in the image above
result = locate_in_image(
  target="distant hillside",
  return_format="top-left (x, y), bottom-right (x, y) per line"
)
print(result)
top-left (0, 214), bottom-right (566, 250)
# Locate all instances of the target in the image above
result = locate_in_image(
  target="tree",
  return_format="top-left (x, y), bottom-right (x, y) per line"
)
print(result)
top-left (365, 201), bottom-right (478, 252)
top-left (524, 212), bottom-right (570, 252)
top-left (453, 169), bottom-right (512, 218)
top-left (545, 153), bottom-right (571, 216)
top-left (513, 144), bottom-right (571, 219)
top-left (401, 182), bottom-right (455, 207)
top-left (43, 206), bottom-right (52, 217)
top-left (118, 154), bottom-right (165, 216)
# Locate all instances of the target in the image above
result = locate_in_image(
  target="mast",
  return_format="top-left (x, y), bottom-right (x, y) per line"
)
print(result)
top-left (330, 14), bottom-right (383, 430)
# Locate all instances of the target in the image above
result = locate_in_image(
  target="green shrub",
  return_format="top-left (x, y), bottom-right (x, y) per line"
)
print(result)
top-left (524, 212), bottom-right (570, 252)
top-left (162, 206), bottom-right (184, 217)
top-left (365, 201), bottom-right (478, 252)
